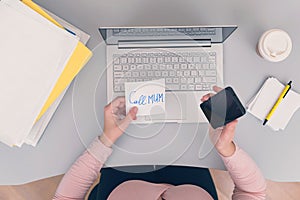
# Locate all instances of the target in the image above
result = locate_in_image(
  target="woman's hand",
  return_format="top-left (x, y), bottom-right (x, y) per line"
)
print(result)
top-left (201, 86), bottom-right (238, 157)
top-left (99, 97), bottom-right (138, 147)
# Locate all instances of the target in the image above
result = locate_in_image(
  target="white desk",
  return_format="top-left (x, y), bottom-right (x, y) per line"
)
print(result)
top-left (1, 0), bottom-right (300, 185)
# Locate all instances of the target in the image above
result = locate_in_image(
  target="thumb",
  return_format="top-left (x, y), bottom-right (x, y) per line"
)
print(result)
top-left (119, 107), bottom-right (138, 131)
top-left (222, 120), bottom-right (238, 136)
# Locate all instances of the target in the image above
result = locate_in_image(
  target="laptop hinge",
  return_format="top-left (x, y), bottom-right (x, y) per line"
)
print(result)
top-left (118, 40), bottom-right (211, 49)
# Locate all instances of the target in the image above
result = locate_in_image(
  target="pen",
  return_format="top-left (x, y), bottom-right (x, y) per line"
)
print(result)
top-left (263, 81), bottom-right (292, 125)
top-left (64, 28), bottom-right (76, 36)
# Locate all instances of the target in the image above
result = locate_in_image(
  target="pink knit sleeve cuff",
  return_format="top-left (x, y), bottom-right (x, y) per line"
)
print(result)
top-left (87, 137), bottom-right (113, 164)
top-left (219, 142), bottom-right (241, 168)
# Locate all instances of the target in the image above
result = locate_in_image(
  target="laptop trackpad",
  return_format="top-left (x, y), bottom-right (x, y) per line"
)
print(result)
top-left (147, 93), bottom-right (187, 120)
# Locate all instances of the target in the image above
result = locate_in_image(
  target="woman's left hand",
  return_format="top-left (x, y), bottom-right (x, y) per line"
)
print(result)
top-left (100, 97), bottom-right (138, 147)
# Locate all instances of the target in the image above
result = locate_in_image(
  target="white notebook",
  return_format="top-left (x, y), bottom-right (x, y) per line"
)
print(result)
top-left (0, 0), bottom-right (78, 146)
top-left (247, 77), bottom-right (300, 131)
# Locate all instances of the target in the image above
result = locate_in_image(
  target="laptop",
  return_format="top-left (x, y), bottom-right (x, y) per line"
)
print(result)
top-left (99, 25), bottom-right (237, 123)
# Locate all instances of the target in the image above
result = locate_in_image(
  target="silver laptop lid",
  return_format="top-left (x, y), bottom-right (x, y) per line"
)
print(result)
top-left (99, 25), bottom-right (237, 45)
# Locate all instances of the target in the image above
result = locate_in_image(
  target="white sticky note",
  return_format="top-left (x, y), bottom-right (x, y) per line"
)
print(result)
top-left (247, 77), bottom-right (300, 131)
top-left (125, 79), bottom-right (165, 116)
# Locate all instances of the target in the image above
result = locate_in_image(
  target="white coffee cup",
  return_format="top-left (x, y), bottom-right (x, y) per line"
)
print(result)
top-left (257, 29), bottom-right (292, 62)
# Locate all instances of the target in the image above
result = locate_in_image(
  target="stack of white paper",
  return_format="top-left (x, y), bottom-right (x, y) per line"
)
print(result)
top-left (24, 8), bottom-right (90, 147)
top-left (0, 0), bottom-right (78, 146)
top-left (247, 77), bottom-right (300, 131)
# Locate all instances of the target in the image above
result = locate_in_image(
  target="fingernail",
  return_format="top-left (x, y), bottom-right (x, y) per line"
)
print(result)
top-left (132, 107), bottom-right (138, 113)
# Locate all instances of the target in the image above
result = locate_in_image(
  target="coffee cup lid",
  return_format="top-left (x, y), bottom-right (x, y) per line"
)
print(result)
top-left (258, 29), bottom-right (292, 62)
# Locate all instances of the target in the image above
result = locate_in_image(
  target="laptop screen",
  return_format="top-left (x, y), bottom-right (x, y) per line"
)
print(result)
top-left (99, 26), bottom-right (237, 45)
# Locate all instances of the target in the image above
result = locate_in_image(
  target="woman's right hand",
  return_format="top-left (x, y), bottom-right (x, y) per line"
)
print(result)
top-left (100, 97), bottom-right (138, 147)
top-left (201, 86), bottom-right (238, 157)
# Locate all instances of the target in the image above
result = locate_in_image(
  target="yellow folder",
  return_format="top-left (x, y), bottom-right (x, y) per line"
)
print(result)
top-left (37, 42), bottom-right (92, 120)
top-left (22, 0), bottom-right (92, 120)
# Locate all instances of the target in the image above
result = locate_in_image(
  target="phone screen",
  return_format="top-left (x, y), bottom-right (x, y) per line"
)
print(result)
top-left (200, 87), bottom-right (246, 129)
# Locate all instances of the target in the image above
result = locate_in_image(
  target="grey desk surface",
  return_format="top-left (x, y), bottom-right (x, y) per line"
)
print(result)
top-left (1, 0), bottom-right (300, 185)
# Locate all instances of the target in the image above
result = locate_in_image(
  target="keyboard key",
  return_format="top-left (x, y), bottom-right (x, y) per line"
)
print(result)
top-left (196, 85), bottom-right (203, 90)
top-left (114, 85), bottom-right (121, 92)
top-left (209, 64), bottom-right (216, 69)
top-left (114, 72), bottom-right (124, 78)
top-left (113, 58), bottom-right (120, 64)
top-left (174, 64), bottom-right (180, 70)
top-left (181, 64), bottom-right (187, 69)
top-left (137, 65), bottom-right (144, 70)
top-left (167, 84), bottom-right (180, 90)
top-left (180, 85), bottom-right (187, 90)
top-left (179, 57), bottom-right (185, 63)
top-left (128, 57), bottom-right (134, 63)
top-left (199, 71), bottom-right (204, 76)
top-left (157, 57), bottom-right (163, 63)
top-left (195, 77), bottom-right (202, 83)
top-left (173, 78), bottom-right (179, 83)
top-left (169, 71), bottom-right (176, 76)
top-left (113, 65), bottom-right (122, 71)
top-left (128, 78), bottom-right (135, 82)
top-left (140, 71), bottom-right (146, 77)
top-left (130, 65), bottom-right (136, 70)
top-left (152, 65), bottom-right (159, 70)
top-left (159, 65), bottom-right (166, 70)
top-left (125, 72), bottom-right (131, 77)
top-left (136, 57), bottom-right (142, 63)
top-left (166, 78), bottom-right (173, 83)
top-left (123, 65), bottom-right (129, 70)
top-left (206, 70), bottom-right (216, 76)
top-left (133, 72), bottom-right (139, 77)
top-left (166, 64), bottom-right (172, 70)
top-left (150, 57), bottom-right (157, 63)
top-left (121, 57), bottom-right (127, 63)
top-left (203, 77), bottom-right (216, 83)
top-left (155, 71), bottom-right (161, 77)
top-left (177, 71), bottom-right (183, 76)
top-left (147, 71), bottom-right (154, 77)
top-left (196, 64), bottom-right (202, 69)
top-left (188, 85), bottom-right (195, 90)
top-left (162, 71), bottom-right (169, 77)
top-left (114, 78), bottom-right (121, 84)
top-left (208, 56), bottom-right (216, 63)
top-left (201, 57), bottom-right (207, 62)
top-left (203, 64), bottom-right (209, 69)
top-left (172, 57), bottom-right (179, 63)
top-left (184, 71), bottom-right (190, 76)
top-left (145, 64), bottom-right (151, 70)
top-left (164, 57), bottom-right (171, 63)
top-left (187, 77), bottom-right (194, 84)
top-left (188, 64), bottom-right (195, 69)
top-left (193, 57), bottom-right (200, 63)
top-left (191, 70), bottom-right (197, 76)
top-left (143, 57), bottom-right (149, 63)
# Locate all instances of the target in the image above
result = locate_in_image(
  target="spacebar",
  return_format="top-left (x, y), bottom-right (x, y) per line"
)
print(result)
top-left (166, 85), bottom-right (180, 91)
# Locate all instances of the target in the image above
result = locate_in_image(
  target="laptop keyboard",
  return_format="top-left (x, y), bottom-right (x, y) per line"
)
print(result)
top-left (112, 51), bottom-right (217, 92)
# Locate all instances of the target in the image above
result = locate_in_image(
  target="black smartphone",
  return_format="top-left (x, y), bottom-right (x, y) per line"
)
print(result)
top-left (200, 87), bottom-right (246, 129)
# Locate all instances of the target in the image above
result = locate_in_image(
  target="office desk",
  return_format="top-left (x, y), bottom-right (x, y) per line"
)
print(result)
top-left (1, 0), bottom-right (300, 185)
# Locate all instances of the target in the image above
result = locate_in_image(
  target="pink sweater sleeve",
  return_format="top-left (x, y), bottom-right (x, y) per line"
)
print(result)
top-left (53, 137), bottom-right (112, 200)
top-left (221, 144), bottom-right (267, 200)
